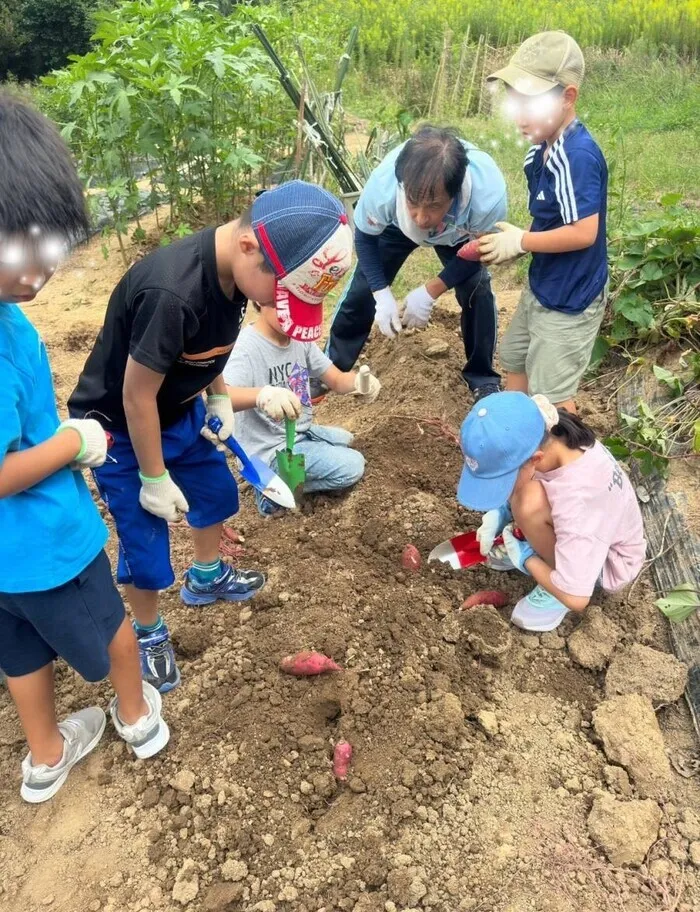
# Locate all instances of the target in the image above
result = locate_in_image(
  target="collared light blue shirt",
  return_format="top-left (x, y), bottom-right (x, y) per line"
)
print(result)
top-left (355, 140), bottom-right (508, 246)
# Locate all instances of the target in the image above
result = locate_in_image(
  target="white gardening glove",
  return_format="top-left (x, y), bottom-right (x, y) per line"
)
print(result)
top-left (353, 370), bottom-right (381, 403)
top-left (56, 418), bottom-right (108, 468)
top-left (373, 287), bottom-right (402, 339)
top-left (256, 386), bottom-right (302, 421)
top-left (204, 395), bottom-right (234, 437)
top-left (476, 503), bottom-right (513, 556)
top-left (401, 284), bottom-right (435, 330)
top-left (139, 470), bottom-right (190, 522)
top-left (478, 222), bottom-right (526, 265)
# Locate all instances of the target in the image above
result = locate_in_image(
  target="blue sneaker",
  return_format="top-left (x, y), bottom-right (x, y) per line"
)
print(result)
top-left (255, 488), bottom-right (283, 517)
top-left (511, 585), bottom-right (569, 633)
top-left (135, 623), bottom-right (181, 694)
top-left (180, 563), bottom-right (266, 607)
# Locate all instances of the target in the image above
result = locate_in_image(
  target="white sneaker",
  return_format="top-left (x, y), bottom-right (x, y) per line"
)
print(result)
top-left (110, 681), bottom-right (170, 759)
top-left (511, 585), bottom-right (569, 632)
top-left (20, 706), bottom-right (106, 804)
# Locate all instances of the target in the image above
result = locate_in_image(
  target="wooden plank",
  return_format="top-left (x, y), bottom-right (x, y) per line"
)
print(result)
top-left (619, 376), bottom-right (700, 738)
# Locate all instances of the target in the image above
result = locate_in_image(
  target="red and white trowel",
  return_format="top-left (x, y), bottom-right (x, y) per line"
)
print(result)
top-left (428, 528), bottom-right (524, 571)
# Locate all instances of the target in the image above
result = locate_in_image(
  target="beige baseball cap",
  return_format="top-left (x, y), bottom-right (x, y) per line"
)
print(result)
top-left (488, 31), bottom-right (585, 96)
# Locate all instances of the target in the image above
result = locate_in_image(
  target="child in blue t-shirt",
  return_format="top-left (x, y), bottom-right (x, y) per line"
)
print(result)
top-left (479, 32), bottom-right (609, 413)
top-left (0, 95), bottom-right (168, 803)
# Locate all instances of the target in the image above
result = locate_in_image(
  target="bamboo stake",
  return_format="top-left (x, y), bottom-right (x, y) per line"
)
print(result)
top-left (451, 25), bottom-right (471, 107)
top-left (465, 35), bottom-right (484, 117)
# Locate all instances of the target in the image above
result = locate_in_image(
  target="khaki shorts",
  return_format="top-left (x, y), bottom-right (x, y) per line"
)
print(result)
top-left (500, 283), bottom-right (608, 402)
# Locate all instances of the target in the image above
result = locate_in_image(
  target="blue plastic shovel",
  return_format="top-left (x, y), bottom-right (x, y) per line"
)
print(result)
top-left (207, 417), bottom-right (296, 510)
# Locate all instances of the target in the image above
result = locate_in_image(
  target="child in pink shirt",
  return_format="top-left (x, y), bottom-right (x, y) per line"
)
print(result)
top-left (457, 391), bottom-right (646, 631)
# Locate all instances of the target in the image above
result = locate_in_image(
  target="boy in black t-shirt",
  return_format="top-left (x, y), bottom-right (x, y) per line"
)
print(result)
top-left (69, 182), bottom-right (353, 692)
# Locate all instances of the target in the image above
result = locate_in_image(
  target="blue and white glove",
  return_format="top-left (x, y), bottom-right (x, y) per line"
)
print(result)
top-left (502, 524), bottom-right (536, 574)
top-left (401, 284), bottom-right (435, 330)
top-left (476, 502), bottom-right (513, 556)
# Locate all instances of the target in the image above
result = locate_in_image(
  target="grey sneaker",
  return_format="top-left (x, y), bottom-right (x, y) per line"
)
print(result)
top-left (20, 706), bottom-right (106, 804)
top-left (109, 681), bottom-right (170, 760)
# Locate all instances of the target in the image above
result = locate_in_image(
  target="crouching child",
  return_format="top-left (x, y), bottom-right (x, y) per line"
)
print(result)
top-left (456, 391), bottom-right (646, 632)
top-left (223, 204), bottom-right (380, 515)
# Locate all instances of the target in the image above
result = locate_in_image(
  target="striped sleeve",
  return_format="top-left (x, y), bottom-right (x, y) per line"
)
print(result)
top-left (523, 144), bottom-right (539, 172)
top-left (545, 144), bottom-right (603, 225)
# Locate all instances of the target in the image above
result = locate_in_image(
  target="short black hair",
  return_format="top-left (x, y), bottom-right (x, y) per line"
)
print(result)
top-left (237, 202), bottom-right (275, 274)
top-left (549, 410), bottom-right (596, 449)
top-left (0, 93), bottom-right (89, 243)
top-left (394, 125), bottom-right (468, 204)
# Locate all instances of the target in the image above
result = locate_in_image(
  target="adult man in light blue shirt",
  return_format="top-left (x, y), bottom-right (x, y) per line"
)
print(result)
top-left (324, 126), bottom-right (507, 400)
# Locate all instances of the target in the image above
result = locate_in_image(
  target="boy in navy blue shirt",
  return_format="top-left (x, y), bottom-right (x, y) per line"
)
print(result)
top-left (0, 95), bottom-right (168, 803)
top-left (480, 32), bottom-right (608, 413)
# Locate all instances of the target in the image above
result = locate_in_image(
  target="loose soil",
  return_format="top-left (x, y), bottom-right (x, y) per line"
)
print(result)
top-left (0, 218), bottom-right (699, 912)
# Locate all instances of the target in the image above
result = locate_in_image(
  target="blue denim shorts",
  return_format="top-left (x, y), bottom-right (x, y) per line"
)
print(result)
top-left (92, 398), bottom-right (239, 590)
top-left (0, 550), bottom-right (125, 680)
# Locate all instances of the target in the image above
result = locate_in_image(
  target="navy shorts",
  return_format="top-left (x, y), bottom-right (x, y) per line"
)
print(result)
top-left (93, 397), bottom-right (239, 590)
top-left (0, 550), bottom-right (125, 680)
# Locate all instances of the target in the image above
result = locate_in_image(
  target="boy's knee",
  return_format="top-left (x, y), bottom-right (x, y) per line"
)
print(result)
top-left (511, 479), bottom-right (549, 523)
top-left (346, 450), bottom-right (365, 487)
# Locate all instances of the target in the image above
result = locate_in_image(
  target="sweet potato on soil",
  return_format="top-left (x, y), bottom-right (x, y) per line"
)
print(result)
top-left (333, 740), bottom-right (353, 780)
top-left (279, 651), bottom-right (342, 676)
top-left (461, 590), bottom-right (509, 611)
top-left (456, 239), bottom-right (481, 262)
top-left (401, 544), bottom-right (422, 572)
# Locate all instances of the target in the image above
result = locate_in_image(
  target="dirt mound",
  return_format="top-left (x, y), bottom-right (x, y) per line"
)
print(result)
top-left (1, 294), bottom-right (699, 912)
top-left (605, 644), bottom-right (688, 705)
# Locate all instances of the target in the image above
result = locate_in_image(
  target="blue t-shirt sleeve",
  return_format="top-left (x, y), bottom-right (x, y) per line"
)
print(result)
top-left (0, 356), bottom-right (23, 463)
top-left (549, 147), bottom-right (603, 224)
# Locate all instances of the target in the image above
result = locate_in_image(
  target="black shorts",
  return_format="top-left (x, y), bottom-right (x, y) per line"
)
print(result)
top-left (0, 550), bottom-right (125, 681)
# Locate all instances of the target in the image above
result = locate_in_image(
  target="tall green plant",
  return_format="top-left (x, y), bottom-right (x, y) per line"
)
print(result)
top-left (42, 0), bottom-right (295, 263)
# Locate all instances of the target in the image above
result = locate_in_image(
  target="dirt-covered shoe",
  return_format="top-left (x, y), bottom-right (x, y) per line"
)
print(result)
top-left (473, 383), bottom-right (501, 403)
top-left (180, 563), bottom-right (266, 606)
top-left (20, 706), bottom-right (106, 803)
top-left (511, 585), bottom-right (569, 632)
top-left (309, 377), bottom-right (328, 405)
top-left (135, 621), bottom-right (181, 694)
top-left (110, 681), bottom-right (170, 760)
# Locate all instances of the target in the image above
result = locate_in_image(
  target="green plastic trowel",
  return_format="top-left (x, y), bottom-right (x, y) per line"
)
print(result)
top-left (276, 417), bottom-right (306, 502)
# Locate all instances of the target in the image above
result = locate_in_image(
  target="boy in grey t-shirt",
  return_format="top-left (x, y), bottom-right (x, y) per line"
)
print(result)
top-left (223, 302), bottom-right (380, 511)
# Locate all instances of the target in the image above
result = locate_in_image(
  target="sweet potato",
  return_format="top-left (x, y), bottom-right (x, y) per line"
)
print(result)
top-left (461, 590), bottom-right (508, 611)
top-left (401, 544), bottom-right (421, 572)
top-left (456, 239), bottom-right (481, 262)
top-left (333, 740), bottom-right (353, 780)
top-left (279, 651), bottom-right (342, 676)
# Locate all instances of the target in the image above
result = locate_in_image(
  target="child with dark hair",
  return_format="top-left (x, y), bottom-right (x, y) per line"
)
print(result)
top-left (223, 299), bottom-right (379, 515)
top-left (68, 181), bottom-right (353, 692)
top-left (0, 94), bottom-right (168, 802)
top-left (457, 391), bottom-right (646, 632)
top-left (321, 124), bottom-right (507, 402)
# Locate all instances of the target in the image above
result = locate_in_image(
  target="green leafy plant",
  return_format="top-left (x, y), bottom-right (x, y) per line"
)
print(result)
top-left (605, 352), bottom-right (700, 477)
top-left (656, 582), bottom-right (700, 623)
top-left (596, 195), bottom-right (700, 363)
top-left (41, 0), bottom-right (296, 264)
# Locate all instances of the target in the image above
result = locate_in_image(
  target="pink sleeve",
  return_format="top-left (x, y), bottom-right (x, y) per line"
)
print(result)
top-left (550, 530), bottom-right (610, 597)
